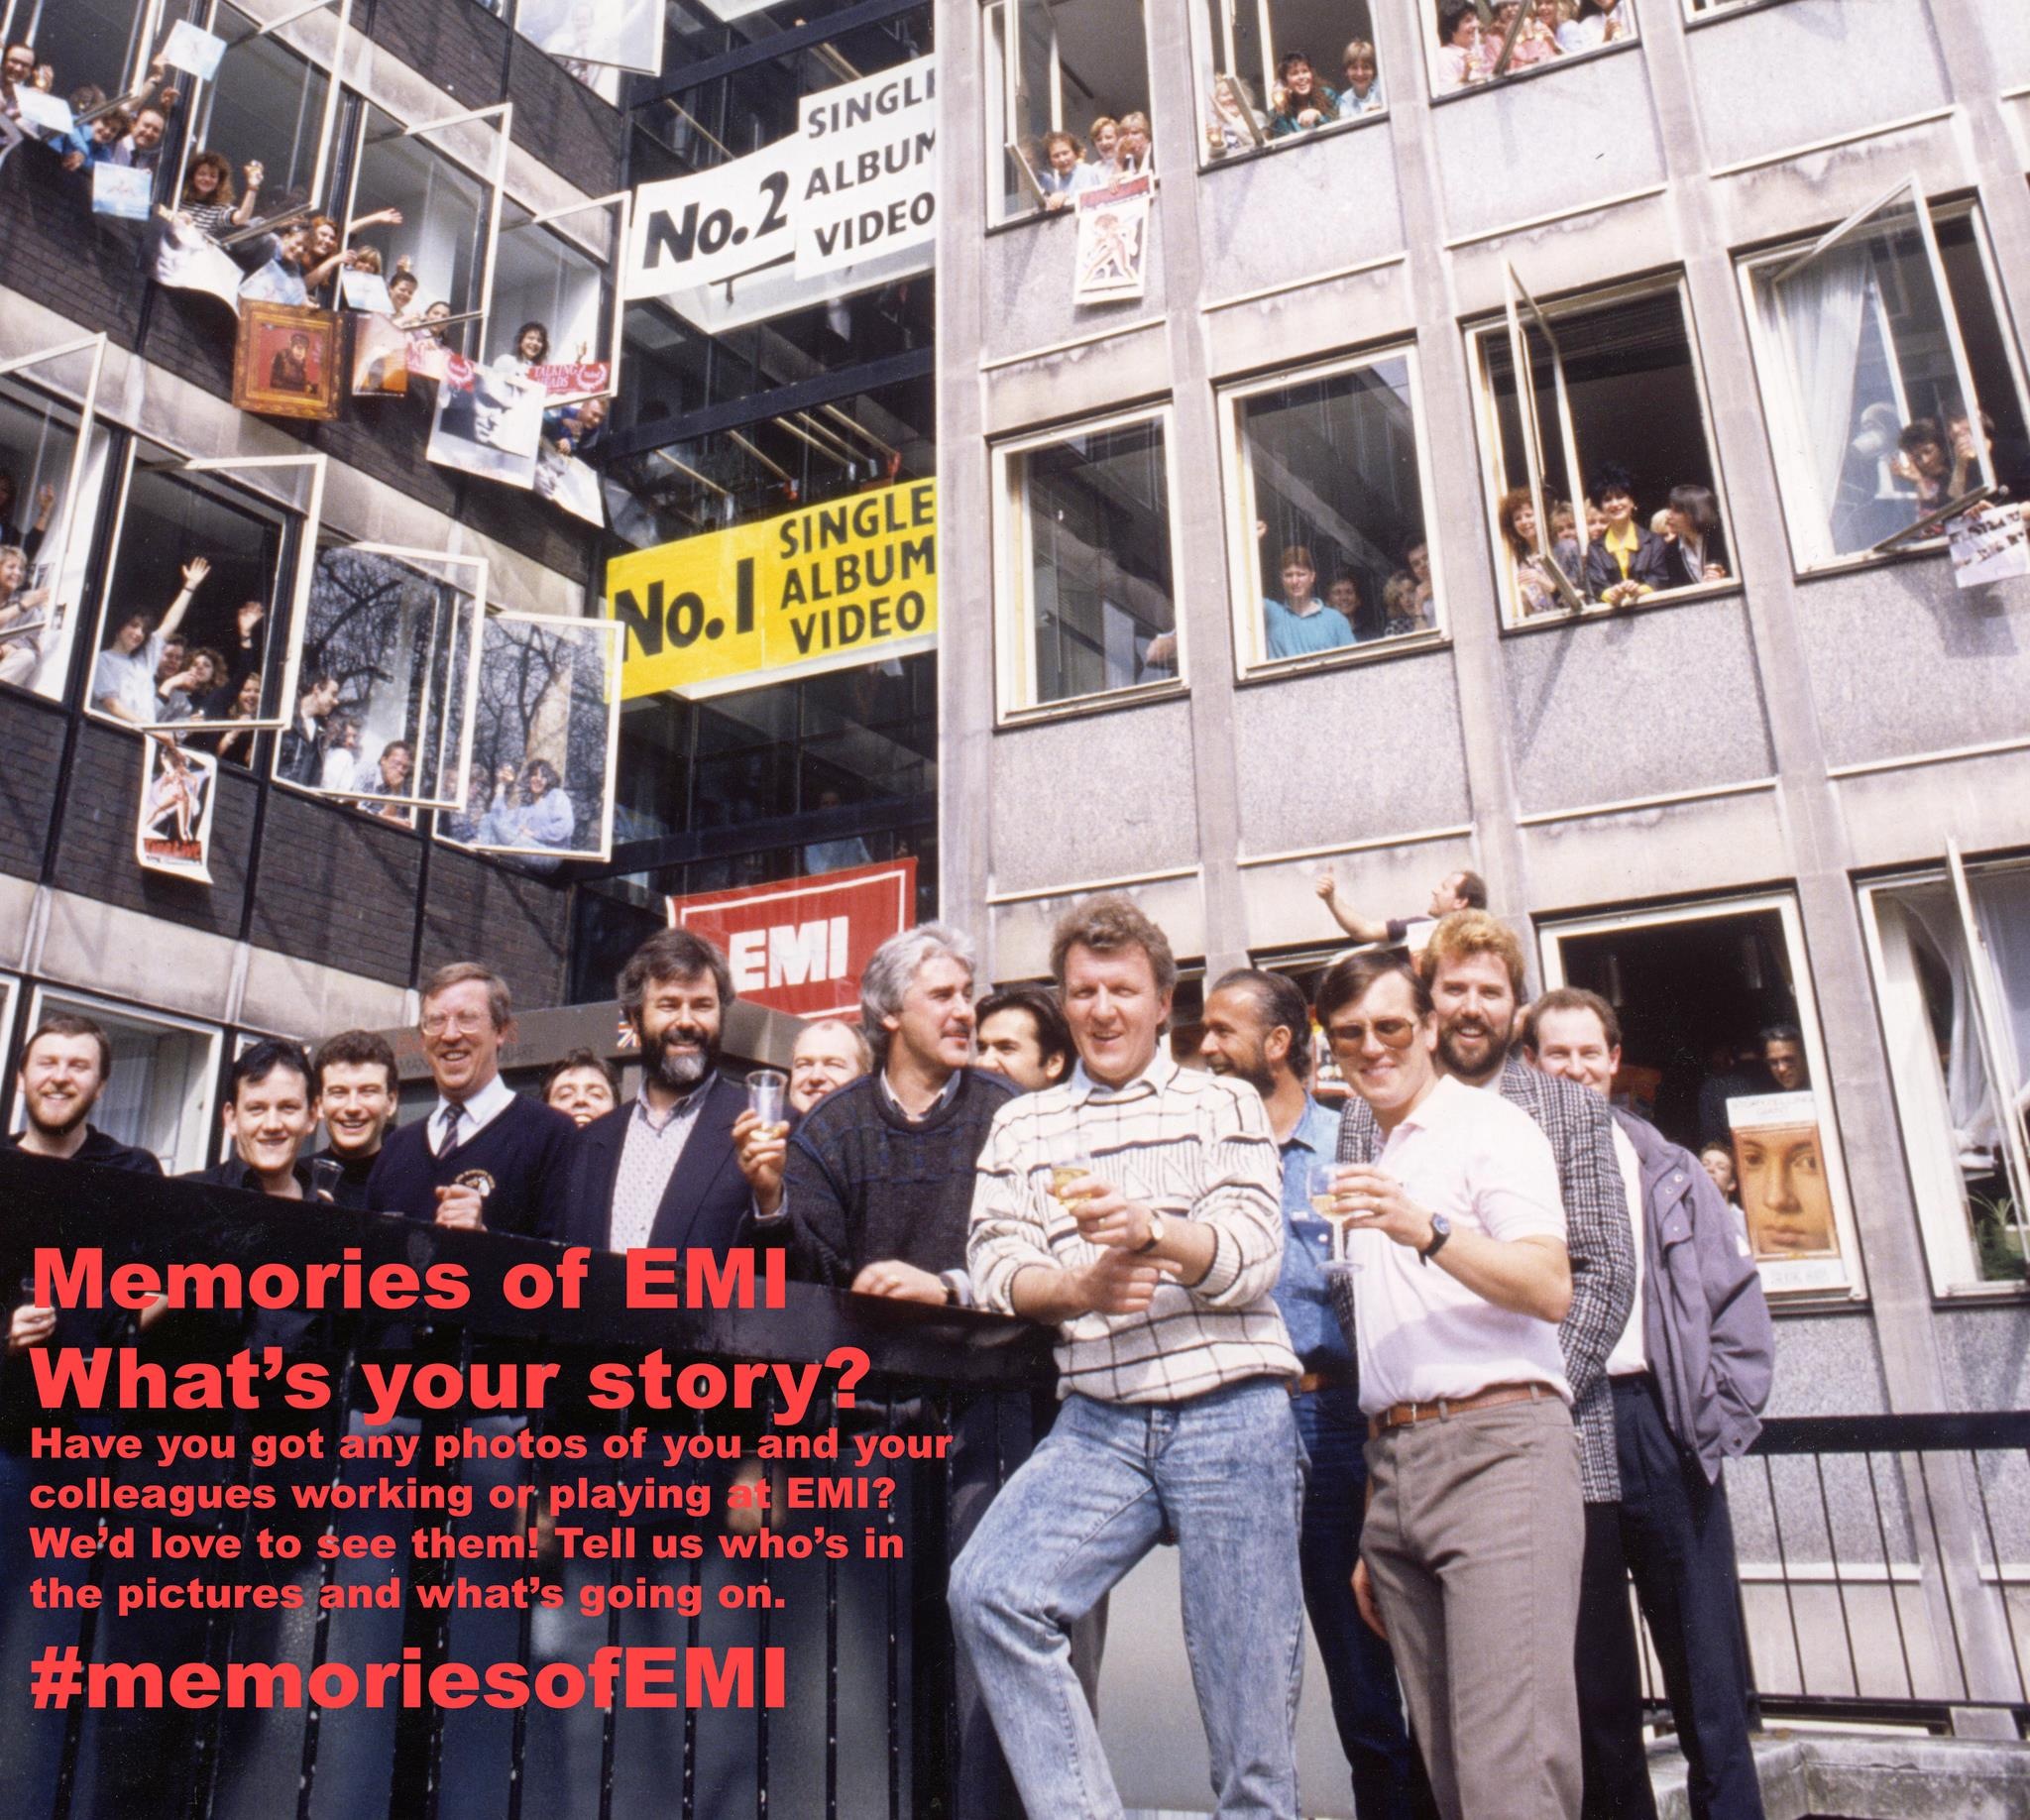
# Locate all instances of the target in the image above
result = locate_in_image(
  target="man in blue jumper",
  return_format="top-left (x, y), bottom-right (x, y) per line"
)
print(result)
top-left (366, 962), bottom-right (576, 1239)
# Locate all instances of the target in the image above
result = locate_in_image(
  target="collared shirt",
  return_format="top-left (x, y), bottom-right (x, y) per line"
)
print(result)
top-left (877, 1066), bottom-right (961, 1125)
top-left (91, 634), bottom-right (164, 723)
top-left (1274, 1095), bottom-right (1352, 1365)
top-left (1605, 1122), bottom-right (1648, 1376)
top-left (609, 1081), bottom-right (710, 1253)
top-left (432, 1070), bottom-right (514, 1157)
top-left (1347, 1074), bottom-right (1571, 1415)
top-left (968, 1048), bottom-right (1297, 1406)
top-left (1603, 518), bottom-right (1643, 580)
top-left (1263, 597), bottom-right (1356, 660)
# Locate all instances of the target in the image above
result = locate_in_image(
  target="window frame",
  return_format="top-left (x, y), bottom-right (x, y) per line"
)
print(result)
top-left (274, 542), bottom-right (489, 812)
top-left (0, 0), bottom-right (169, 107)
top-left (493, 188), bottom-right (629, 402)
top-left (1215, 342), bottom-right (1449, 678)
top-left (20, 983), bottom-right (223, 1176)
top-left (0, 332), bottom-right (112, 710)
top-left (1858, 846), bottom-right (2030, 1300)
top-left (1184, 0), bottom-right (1390, 172)
top-left (1419, 0), bottom-right (1640, 104)
top-left (1736, 180), bottom-right (2017, 575)
top-left (991, 400), bottom-right (1186, 724)
top-left (83, 439), bottom-right (308, 736)
top-left (1468, 267), bottom-right (1737, 627)
top-left (1536, 889), bottom-right (1868, 1304)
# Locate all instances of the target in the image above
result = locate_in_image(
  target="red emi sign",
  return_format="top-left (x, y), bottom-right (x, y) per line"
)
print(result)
top-left (667, 858), bottom-right (916, 1018)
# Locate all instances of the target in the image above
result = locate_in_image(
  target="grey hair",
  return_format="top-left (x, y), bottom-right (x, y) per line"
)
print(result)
top-left (858, 922), bottom-right (975, 1064)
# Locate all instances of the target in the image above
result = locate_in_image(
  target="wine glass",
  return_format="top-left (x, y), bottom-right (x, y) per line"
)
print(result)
top-left (746, 1068), bottom-right (788, 1132)
top-left (1307, 1161), bottom-right (1362, 1274)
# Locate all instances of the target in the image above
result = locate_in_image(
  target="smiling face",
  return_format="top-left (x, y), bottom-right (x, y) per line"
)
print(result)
top-left (1601, 487), bottom-right (1636, 527)
top-left (1529, 1004), bottom-right (1618, 1099)
top-left (18, 1032), bottom-right (105, 1141)
top-left (317, 1059), bottom-right (395, 1159)
top-left (226, 1064), bottom-right (315, 1185)
top-left (380, 745), bottom-right (412, 790)
top-left (1429, 949), bottom-right (1518, 1085)
top-left (1344, 52), bottom-right (1376, 92)
top-left (1450, 12), bottom-right (1482, 49)
top-left (1327, 577), bottom-right (1360, 618)
top-left (1199, 986), bottom-right (1281, 1099)
top-left (1285, 59), bottom-right (1314, 96)
top-left (887, 954), bottom-right (975, 1078)
top-left (114, 615), bottom-right (150, 655)
top-left (1062, 942), bottom-right (1168, 1088)
top-left (1513, 500), bottom-right (1538, 545)
top-left (1048, 136), bottom-right (1078, 173)
top-left (1700, 1144), bottom-right (1737, 1198)
top-left (309, 219), bottom-right (338, 257)
top-left (389, 273), bottom-right (417, 308)
top-left (191, 161), bottom-right (220, 197)
top-left (3, 47), bottom-right (33, 84)
top-left (1281, 559), bottom-right (1316, 604)
top-left (0, 549), bottom-right (25, 594)
top-left (1763, 1036), bottom-right (1807, 1091)
top-left (973, 1006), bottom-right (1062, 1093)
top-left (132, 108), bottom-right (165, 150)
top-left (635, 969), bottom-right (723, 1093)
top-left (789, 1020), bottom-right (866, 1111)
top-left (545, 1065), bottom-right (616, 1127)
top-left (1325, 968), bottom-right (1436, 1122)
top-left (518, 327), bottom-right (546, 362)
top-left (420, 977), bottom-right (507, 1099)
top-left (1093, 122), bottom-right (1118, 160)
top-left (235, 673), bottom-right (262, 716)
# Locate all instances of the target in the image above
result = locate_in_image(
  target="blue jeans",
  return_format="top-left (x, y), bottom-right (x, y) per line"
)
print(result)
top-left (1293, 1386), bottom-right (1423, 1820)
top-left (949, 1377), bottom-right (1306, 1820)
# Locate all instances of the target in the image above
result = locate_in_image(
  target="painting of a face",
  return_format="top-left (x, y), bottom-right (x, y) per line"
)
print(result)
top-left (1737, 1124), bottom-right (1838, 1259)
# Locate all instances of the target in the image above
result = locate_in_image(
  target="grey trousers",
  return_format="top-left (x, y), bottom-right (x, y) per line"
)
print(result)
top-left (1362, 1395), bottom-right (1585, 1820)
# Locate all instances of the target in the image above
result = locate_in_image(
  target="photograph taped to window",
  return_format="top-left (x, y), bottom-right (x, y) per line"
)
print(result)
top-left (1749, 186), bottom-right (2030, 565)
top-left (1197, 0), bottom-right (1384, 163)
top-left (1005, 412), bottom-right (1177, 710)
top-left (1479, 276), bottom-right (1728, 619)
top-left (1228, 351), bottom-right (1436, 665)
top-left (1864, 858), bottom-right (2030, 1292)
top-left (985, 0), bottom-right (1152, 221)
top-left (1428, 0), bottom-right (1633, 93)
top-left (281, 545), bottom-right (483, 808)
top-left (438, 613), bottom-right (621, 862)
top-left (1545, 897), bottom-right (1859, 1296)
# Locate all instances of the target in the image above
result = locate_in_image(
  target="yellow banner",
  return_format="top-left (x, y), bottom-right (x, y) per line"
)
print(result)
top-left (606, 478), bottom-right (937, 699)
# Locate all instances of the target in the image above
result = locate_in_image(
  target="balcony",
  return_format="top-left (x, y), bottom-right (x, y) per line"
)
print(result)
top-left (2, 1150), bottom-right (2027, 1820)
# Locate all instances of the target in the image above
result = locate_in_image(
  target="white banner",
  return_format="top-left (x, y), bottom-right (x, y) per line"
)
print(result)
top-left (625, 54), bottom-right (936, 330)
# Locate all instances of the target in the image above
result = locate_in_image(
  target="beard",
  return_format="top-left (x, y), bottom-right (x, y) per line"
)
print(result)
top-left (27, 1091), bottom-right (90, 1143)
top-left (1435, 1009), bottom-right (1514, 1083)
top-left (1206, 1050), bottom-right (1277, 1100)
top-left (645, 1021), bottom-right (719, 1093)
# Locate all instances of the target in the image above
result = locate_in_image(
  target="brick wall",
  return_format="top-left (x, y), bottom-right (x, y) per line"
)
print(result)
top-left (507, 43), bottom-right (626, 199)
top-left (418, 844), bottom-right (569, 1008)
top-left (0, 692), bottom-right (65, 881)
top-left (247, 785), bottom-right (424, 986)
top-left (369, 0), bottom-right (512, 110)
top-left (0, 148), bottom-right (149, 351)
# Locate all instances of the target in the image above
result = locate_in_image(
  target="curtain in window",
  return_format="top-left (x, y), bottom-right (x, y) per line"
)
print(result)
top-left (1972, 869), bottom-right (2030, 1106)
top-left (1772, 243), bottom-right (1874, 546)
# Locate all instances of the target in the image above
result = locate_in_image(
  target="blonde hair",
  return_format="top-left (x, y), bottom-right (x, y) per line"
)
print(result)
top-left (1050, 893), bottom-right (1177, 997)
top-left (1417, 909), bottom-right (1527, 996)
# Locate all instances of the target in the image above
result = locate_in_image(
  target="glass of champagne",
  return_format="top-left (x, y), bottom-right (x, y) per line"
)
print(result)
top-left (1308, 1162), bottom-right (1361, 1273)
top-left (746, 1068), bottom-right (789, 1133)
top-left (1050, 1151), bottom-right (1095, 1212)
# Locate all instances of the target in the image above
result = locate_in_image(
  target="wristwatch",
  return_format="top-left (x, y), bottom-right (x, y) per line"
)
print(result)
top-left (1418, 1211), bottom-right (1452, 1265)
top-left (1135, 1208), bottom-right (1168, 1254)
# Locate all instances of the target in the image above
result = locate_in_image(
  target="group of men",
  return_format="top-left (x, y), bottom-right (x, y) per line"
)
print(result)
top-left (3, 880), bottom-right (1775, 1820)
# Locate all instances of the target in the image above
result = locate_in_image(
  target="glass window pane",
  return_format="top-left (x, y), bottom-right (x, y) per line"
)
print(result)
top-left (0, 377), bottom-right (108, 704)
top-left (1234, 354), bottom-right (1431, 662)
top-left (26, 990), bottom-right (219, 1175)
top-left (195, 5), bottom-right (331, 217)
top-left (1198, 0), bottom-right (1383, 162)
top-left (91, 462), bottom-right (284, 730)
top-left (12, 0), bottom-right (151, 107)
top-left (489, 216), bottom-right (606, 373)
top-left (351, 108), bottom-right (491, 333)
top-left (1011, 415), bottom-right (1175, 708)
top-left (985, 0), bottom-right (1151, 222)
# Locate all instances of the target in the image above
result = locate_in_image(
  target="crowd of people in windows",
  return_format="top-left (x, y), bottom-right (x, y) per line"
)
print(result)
top-left (1435, 0), bottom-right (1633, 91)
top-left (1032, 111), bottom-right (1154, 210)
top-left (1255, 526), bottom-right (1437, 661)
top-left (1497, 465), bottom-right (1729, 619)
top-left (1204, 41), bottom-right (1386, 157)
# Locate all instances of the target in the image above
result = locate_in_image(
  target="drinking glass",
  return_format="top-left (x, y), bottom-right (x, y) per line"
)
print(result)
top-left (1050, 1150), bottom-right (1095, 1209)
top-left (1307, 1161), bottom-right (1361, 1273)
top-left (308, 1156), bottom-right (344, 1204)
top-left (746, 1068), bottom-right (789, 1131)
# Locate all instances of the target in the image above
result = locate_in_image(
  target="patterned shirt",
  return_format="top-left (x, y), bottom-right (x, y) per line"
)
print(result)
top-left (968, 1049), bottom-right (1297, 1405)
top-left (1274, 1095), bottom-right (1353, 1365)
top-left (1338, 1053), bottom-right (1635, 1502)
top-left (609, 1082), bottom-right (710, 1253)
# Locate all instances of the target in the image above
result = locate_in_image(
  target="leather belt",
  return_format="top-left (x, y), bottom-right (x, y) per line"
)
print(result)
top-left (1367, 1381), bottom-right (1548, 1439)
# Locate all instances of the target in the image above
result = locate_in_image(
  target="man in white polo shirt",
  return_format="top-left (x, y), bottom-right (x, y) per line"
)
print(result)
top-left (1316, 948), bottom-right (1584, 1820)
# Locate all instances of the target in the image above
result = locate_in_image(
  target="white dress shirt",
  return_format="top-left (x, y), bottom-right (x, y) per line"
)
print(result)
top-left (432, 1070), bottom-right (514, 1156)
top-left (1605, 1122), bottom-right (1648, 1377)
top-left (608, 1082), bottom-right (710, 1253)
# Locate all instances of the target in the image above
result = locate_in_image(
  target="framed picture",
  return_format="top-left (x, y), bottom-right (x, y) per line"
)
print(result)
top-left (426, 361), bottom-right (547, 488)
top-left (232, 301), bottom-right (341, 421)
top-left (136, 732), bottom-right (218, 884)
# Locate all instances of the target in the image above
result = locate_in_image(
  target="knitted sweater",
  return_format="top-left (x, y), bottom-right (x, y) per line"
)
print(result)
top-left (366, 1093), bottom-right (576, 1240)
top-left (776, 1069), bottom-right (1016, 1287)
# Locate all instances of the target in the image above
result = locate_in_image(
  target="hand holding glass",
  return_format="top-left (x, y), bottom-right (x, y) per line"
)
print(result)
top-left (1050, 1152), bottom-right (1095, 1209)
top-left (746, 1069), bottom-right (788, 1133)
top-left (1307, 1162), bottom-right (1363, 1272)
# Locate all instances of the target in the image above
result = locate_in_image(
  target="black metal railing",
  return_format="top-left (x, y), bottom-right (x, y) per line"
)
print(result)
top-left (0, 1153), bottom-right (1053, 1820)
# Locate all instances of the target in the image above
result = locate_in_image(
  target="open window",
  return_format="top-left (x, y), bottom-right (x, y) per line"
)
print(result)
top-left (994, 406), bottom-right (1181, 715)
top-left (513, 0), bottom-right (661, 76)
top-left (1422, 0), bottom-right (1635, 97)
top-left (1219, 346), bottom-right (1441, 668)
top-left (0, 334), bottom-right (112, 705)
top-left (1191, 0), bottom-right (1384, 164)
top-left (1742, 184), bottom-right (2030, 568)
top-left (171, 0), bottom-right (351, 229)
top-left (276, 544), bottom-right (485, 813)
top-left (345, 100), bottom-right (508, 360)
top-left (86, 441), bottom-right (320, 735)
top-left (489, 190), bottom-right (626, 399)
top-left (1474, 269), bottom-right (1730, 622)
top-left (1539, 893), bottom-right (1864, 1300)
top-left (1861, 848), bottom-right (2030, 1296)
top-left (20, 986), bottom-right (221, 1175)
top-left (983, 0), bottom-right (1152, 223)
top-left (1, 0), bottom-right (164, 112)
top-left (436, 613), bottom-right (622, 862)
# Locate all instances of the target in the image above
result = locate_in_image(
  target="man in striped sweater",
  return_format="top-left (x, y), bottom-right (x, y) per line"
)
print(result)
top-left (951, 894), bottom-right (1304, 1820)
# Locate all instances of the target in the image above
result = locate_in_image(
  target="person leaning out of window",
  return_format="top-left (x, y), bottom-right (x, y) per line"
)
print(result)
top-left (1337, 39), bottom-right (1386, 116)
top-left (1204, 78), bottom-right (1264, 159)
top-left (1557, 462), bottom-right (1672, 607)
top-left (1269, 53), bottom-right (1336, 135)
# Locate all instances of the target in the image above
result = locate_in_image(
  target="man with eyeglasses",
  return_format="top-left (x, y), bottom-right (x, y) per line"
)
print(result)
top-left (366, 962), bottom-right (576, 1238)
top-left (1315, 948), bottom-right (1583, 1820)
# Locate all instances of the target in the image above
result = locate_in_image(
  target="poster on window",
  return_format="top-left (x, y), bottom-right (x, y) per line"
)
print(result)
top-left (426, 361), bottom-right (546, 488)
top-left (524, 359), bottom-right (612, 402)
top-left (1947, 504), bottom-right (2030, 590)
top-left (1727, 1090), bottom-right (1850, 1294)
top-left (350, 312), bottom-right (409, 396)
top-left (162, 19), bottom-right (228, 81)
top-left (1071, 175), bottom-right (1152, 307)
top-left (435, 614), bottom-right (620, 863)
top-left (515, 0), bottom-right (661, 72)
top-left (535, 445), bottom-right (604, 525)
top-left (91, 162), bottom-right (154, 221)
top-left (135, 734), bottom-right (217, 884)
top-left (153, 213), bottom-right (244, 312)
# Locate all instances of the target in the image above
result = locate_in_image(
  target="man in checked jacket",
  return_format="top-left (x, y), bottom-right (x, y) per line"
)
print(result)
top-left (1338, 910), bottom-right (1637, 1804)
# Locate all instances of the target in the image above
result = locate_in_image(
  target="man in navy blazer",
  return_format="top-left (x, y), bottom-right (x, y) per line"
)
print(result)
top-left (564, 928), bottom-right (784, 1257)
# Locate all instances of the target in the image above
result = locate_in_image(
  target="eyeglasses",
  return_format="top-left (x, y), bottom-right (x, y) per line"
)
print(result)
top-left (1326, 1016), bottom-right (1419, 1050)
top-left (420, 1011), bottom-right (493, 1039)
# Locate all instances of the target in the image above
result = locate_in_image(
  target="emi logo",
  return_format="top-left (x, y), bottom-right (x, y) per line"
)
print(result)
top-left (727, 917), bottom-right (852, 993)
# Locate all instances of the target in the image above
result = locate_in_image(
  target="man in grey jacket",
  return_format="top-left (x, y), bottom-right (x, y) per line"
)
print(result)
top-left (1526, 986), bottom-right (1775, 1820)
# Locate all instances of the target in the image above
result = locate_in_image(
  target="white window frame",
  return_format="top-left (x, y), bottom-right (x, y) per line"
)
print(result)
top-left (1738, 178), bottom-right (2006, 574)
top-left (435, 611), bottom-right (623, 862)
top-left (1537, 891), bottom-right (1868, 1303)
top-left (983, 0), bottom-right (1151, 222)
top-left (169, 0), bottom-right (355, 231)
top-left (1216, 343), bottom-right (1447, 675)
top-left (1858, 845), bottom-right (2030, 1299)
top-left (85, 439), bottom-right (312, 735)
top-left (493, 188), bottom-right (629, 401)
top-left (1186, 0), bottom-right (1389, 170)
top-left (22, 984), bottom-right (222, 1176)
top-left (276, 543), bottom-right (487, 811)
top-left (0, 333), bottom-right (110, 707)
top-left (0, 0), bottom-right (168, 105)
top-left (343, 98), bottom-right (512, 356)
top-left (1420, 0), bottom-right (1639, 100)
top-left (1471, 268), bottom-right (1734, 625)
top-left (992, 402), bottom-right (1184, 722)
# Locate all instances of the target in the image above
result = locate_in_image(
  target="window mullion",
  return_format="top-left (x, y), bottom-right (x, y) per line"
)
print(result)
top-left (1947, 843), bottom-right (2030, 1252)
